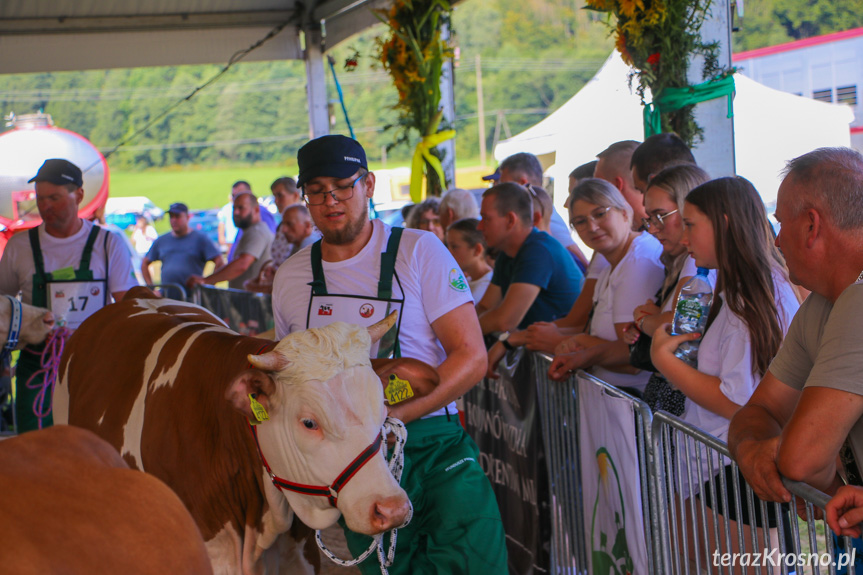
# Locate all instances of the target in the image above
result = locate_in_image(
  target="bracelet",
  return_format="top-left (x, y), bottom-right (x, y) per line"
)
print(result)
top-left (637, 316), bottom-right (646, 332)
top-left (501, 338), bottom-right (515, 351)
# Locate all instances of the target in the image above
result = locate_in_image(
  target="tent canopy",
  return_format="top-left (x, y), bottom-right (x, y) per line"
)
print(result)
top-left (0, 0), bottom-right (392, 74)
top-left (495, 51), bottom-right (853, 207)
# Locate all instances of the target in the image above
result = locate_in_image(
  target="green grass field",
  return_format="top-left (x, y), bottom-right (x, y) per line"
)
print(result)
top-left (109, 160), bottom-right (493, 234)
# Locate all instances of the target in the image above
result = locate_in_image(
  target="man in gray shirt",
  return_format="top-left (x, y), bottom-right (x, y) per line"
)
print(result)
top-left (729, 147), bottom-right (863, 502)
top-left (187, 192), bottom-right (273, 291)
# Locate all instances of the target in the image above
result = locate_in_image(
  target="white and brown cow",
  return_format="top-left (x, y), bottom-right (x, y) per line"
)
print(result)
top-left (0, 425), bottom-right (213, 575)
top-left (53, 287), bottom-right (412, 575)
top-left (0, 295), bottom-right (54, 349)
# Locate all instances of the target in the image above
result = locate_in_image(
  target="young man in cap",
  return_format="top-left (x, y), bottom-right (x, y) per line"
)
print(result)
top-left (141, 202), bottom-right (224, 299)
top-left (272, 135), bottom-right (507, 574)
top-left (0, 158), bottom-right (137, 432)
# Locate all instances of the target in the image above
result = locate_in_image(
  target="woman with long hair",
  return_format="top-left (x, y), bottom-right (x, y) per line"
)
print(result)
top-left (650, 176), bottom-right (800, 572)
top-left (624, 164), bottom-right (711, 415)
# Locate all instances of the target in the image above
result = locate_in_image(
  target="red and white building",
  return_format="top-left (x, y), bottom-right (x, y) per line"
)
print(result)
top-left (734, 27), bottom-right (863, 152)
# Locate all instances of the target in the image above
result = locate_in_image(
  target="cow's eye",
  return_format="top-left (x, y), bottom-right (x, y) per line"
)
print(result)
top-left (301, 418), bottom-right (318, 430)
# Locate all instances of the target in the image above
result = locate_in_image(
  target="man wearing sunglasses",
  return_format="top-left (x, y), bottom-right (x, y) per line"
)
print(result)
top-left (271, 135), bottom-right (507, 574)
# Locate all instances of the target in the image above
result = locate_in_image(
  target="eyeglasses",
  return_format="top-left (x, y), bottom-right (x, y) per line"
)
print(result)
top-left (570, 206), bottom-right (612, 230)
top-left (641, 209), bottom-right (678, 231)
top-left (302, 173), bottom-right (367, 206)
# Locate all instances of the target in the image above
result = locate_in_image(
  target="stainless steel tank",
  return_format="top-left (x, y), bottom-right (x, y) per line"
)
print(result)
top-left (0, 112), bottom-right (108, 234)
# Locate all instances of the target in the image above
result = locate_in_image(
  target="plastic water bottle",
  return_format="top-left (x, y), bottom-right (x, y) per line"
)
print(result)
top-left (671, 267), bottom-right (713, 367)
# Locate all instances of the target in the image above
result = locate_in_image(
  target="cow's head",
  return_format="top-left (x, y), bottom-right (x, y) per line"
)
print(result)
top-left (227, 314), bottom-right (410, 535)
top-left (0, 296), bottom-right (54, 349)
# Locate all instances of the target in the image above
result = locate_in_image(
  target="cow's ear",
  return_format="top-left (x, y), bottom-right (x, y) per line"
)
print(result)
top-left (226, 369), bottom-right (277, 419)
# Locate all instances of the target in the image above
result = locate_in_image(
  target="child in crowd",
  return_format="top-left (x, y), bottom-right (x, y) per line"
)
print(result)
top-left (446, 218), bottom-right (493, 302)
top-left (650, 176), bottom-right (800, 572)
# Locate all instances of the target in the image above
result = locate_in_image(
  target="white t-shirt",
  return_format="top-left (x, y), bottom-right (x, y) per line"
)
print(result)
top-left (585, 252), bottom-right (610, 280)
top-left (0, 220), bottom-right (138, 305)
top-left (469, 270), bottom-right (492, 303)
top-left (272, 219), bottom-right (473, 418)
top-left (677, 265), bottom-right (799, 498)
top-left (589, 232), bottom-right (665, 390)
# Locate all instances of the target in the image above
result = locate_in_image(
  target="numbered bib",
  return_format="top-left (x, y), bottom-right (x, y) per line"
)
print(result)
top-left (48, 280), bottom-right (107, 329)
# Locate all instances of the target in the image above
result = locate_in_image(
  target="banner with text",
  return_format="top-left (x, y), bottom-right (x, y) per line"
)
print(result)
top-left (464, 349), bottom-right (551, 575)
top-left (577, 374), bottom-right (648, 575)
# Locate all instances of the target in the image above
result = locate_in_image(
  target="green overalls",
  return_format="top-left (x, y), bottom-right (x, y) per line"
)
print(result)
top-left (306, 228), bottom-right (508, 574)
top-left (15, 225), bottom-right (107, 432)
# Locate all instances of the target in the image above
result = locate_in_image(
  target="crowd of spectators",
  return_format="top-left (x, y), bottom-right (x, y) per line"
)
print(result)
top-left (6, 130), bottom-right (863, 568)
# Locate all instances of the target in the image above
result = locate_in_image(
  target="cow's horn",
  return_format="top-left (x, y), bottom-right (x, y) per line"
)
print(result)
top-left (367, 311), bottom-right (398, 344)
top-left (248, 351), bottom-right (291, 371)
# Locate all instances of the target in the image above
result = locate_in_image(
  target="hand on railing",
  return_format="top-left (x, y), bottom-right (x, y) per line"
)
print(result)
top-left (826, 484), bottom-right (863, 538)
top-left (732, 436), bottom-right (793, 504)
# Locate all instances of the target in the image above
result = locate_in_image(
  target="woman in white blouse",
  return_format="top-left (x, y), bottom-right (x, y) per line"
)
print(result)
top-left (650, 176), bottom-right (800, 572)
top-left (546, 178), bottom-right (665, 393)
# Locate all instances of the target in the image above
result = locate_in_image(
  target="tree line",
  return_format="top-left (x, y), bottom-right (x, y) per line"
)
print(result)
top-left (0, 0), bottom-right (858, 170)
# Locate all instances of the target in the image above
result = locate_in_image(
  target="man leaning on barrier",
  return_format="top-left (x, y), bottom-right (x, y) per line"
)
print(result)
top-left (728, 148), bottom-right (863, 504)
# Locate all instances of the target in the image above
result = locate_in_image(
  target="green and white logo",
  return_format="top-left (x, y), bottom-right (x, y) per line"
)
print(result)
top-left (448, 268), bottom-right (469, 292)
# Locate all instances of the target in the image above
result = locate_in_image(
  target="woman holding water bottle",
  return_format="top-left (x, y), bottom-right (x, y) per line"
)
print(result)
top-left (650, 176), bottom-right (800, 572)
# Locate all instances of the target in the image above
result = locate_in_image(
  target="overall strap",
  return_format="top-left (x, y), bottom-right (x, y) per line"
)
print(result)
top-left (377, 227), bottom-right (403, 300)
top-left (78, 225), bottom-right (102, 273)
top-left (308, 239), bottom-right (328, 295)
top-left (28, 228), bottom-right (46, 276)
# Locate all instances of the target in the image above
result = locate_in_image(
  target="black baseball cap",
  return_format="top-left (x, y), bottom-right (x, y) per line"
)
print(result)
top-left (481, 168), bottom-right (501, 182)
top-left (296, 135), bottom-right (368, 188)
top-left (28, 159), bottom-right (84, 187)
top-left (168, 202), bottom-right (189, 214)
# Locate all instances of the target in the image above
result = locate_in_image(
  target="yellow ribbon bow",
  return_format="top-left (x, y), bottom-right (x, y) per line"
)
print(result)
top-left (409, 129), bottom-right (456, 203)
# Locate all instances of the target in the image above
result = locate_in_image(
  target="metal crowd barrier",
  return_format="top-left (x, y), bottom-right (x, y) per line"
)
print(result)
top-left (192, 284), bottom-right (274, 337)
top-left (145, 283), bottom-right (188, 301)
top-left (527, 356), bottom-right (860, 575)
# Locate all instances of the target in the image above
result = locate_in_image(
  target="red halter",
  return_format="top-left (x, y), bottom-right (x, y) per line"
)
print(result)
top-left (249, 423), bottom-right (383, 507)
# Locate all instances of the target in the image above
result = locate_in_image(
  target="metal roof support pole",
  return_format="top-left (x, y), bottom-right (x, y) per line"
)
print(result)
top-left (438, 22), bottom-right (456, 189)
top-left (689, 0), bottom-right (735, 177)
top-left (304, 26), bottom-right (330, 139)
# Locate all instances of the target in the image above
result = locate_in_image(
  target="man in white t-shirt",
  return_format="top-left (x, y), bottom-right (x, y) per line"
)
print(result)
top-left (0, 159), bottom-right (137, 432)
top-left (729, 148), bottom-right (863, 503)
top-left (272, 135), bottom-right (506, 574)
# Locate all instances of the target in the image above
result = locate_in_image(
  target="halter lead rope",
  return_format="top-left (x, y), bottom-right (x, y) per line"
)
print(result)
top-left (315, 417), bottom-right (411, 575)
top-left (23, 326), bottom-right (71, 429)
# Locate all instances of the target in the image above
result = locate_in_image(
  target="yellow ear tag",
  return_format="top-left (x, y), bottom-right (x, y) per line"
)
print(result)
top-left (384, 374), bottom-right (414, 405)
top-left (249, 394), bottom-right (270, 424)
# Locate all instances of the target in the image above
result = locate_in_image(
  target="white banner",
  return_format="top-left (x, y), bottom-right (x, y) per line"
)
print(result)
top-left (578, 373), bottom-right (648, 575)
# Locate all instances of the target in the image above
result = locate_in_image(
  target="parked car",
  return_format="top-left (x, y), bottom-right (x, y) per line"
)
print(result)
top-left (104, 196), bottom-right (164, 229)
top-left (189, 208), bottom-right (220, 248)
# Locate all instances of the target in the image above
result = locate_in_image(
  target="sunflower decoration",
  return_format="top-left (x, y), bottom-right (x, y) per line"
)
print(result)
top-left (374, 0), bottom-right (456, 201)
top-left (586, 0), bottom-right (726, 145)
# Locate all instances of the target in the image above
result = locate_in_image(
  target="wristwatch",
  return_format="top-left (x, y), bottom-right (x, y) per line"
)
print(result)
top-left (498, 331), bottom-right (515, 351)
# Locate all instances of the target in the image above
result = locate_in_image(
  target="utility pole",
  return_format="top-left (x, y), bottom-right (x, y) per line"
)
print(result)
top-left (689, 0), bottom-right (735, 177)
top-left (476, 54), bottom-right (487, 167)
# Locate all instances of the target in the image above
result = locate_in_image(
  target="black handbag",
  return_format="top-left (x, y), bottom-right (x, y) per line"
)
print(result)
top-left (628, 333), bottom-right (656, 372)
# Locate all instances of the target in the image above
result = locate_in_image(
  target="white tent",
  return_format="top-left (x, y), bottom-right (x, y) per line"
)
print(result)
top-left (495, 51), bottom-right (854, 210)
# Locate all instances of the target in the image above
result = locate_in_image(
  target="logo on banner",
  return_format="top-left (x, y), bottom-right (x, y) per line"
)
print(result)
top-left (55, 290), bottom-right (65, 298)
top-left (318, 304), bottom-right (333, 316)
top-left (90, 286), bottom-right (100, 296)
top-left (448, 268), bottom-right (469, 292)
top-left (591, 448), bottom-right (634, 575)
top-left (359, 303), bottom-right (374, 318)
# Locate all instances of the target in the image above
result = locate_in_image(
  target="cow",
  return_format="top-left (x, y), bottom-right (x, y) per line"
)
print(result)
top-left (0, 425), bottom-right (213, 575)
top-left (0, 295), bottom-right (54, 351)
top-left (53, 287), bottom-right (415, 575)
